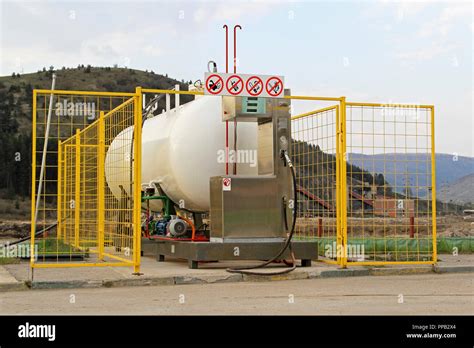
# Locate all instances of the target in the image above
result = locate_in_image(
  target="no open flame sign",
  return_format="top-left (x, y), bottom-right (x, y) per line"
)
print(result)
top-left (205, 72), bottom-right (284, 98)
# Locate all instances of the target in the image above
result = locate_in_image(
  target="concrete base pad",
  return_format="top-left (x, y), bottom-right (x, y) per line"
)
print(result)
top-left (0, 254), bottom-right (472, 292)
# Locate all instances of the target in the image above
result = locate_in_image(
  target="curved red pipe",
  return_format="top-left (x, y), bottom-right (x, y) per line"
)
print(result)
top-left (223, 25), bottom-right (229, 73)
top-left (233, 25), bottom-right (242, 73)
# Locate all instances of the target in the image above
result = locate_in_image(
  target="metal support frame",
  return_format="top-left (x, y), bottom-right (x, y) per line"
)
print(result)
top-left (144, 239), bottom-right (318, 270)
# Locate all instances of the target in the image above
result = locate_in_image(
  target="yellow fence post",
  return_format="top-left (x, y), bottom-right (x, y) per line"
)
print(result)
top-left (133, 88), bottom-right (142, 274)
top-left (430, 106), bottom-right (437, 264)
top-left (74, 129), bottom-right (81, 248)
top-left (98, 111), bottom-right (105, 260)
top-left (57, 140), bottom-right (62, 240)
top-left (64, 144), bottom-right (71, 245)
top-left (30, 90), bottom-right (37, 268)
top-left (335, 105), bottom-right (342, 265)
top-left (339, 96), bottom-right (348, 268)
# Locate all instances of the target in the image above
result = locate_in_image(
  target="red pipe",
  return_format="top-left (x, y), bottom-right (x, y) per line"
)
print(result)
top-left (223, 25), bottom-right (229, 73)
top-left (233, 25), bottom-right (242, 175)
top-left (223, 24), bottom-right (229, 175)
top-left (225, 121), bottom-right (229, 175)
top-left (233, 25), bottom-right (241, 73)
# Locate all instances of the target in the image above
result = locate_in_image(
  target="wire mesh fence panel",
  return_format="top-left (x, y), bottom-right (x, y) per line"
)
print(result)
top-left (343, 103), bottom-right (436, 264)
top-left (102, 98), bottom-right (138, 264)
top-left (31, 90), bottom-right (141, 271)
top-left (291, 106), bottom-right (341, 263)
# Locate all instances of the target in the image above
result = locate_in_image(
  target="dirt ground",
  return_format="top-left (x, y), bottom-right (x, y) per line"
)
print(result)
top-left (0, 273), bottom-right (472, 315)
top-left (296, 215), bottom-right (473, 237)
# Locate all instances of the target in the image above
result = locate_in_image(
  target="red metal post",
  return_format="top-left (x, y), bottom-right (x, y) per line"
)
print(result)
top-left (318, 218), bottom-right (323, 237)
top-left (233, 25), bottom-right (242, 175)
top-left (409, 216), bottom-right (415, 238)
top-left (233, 25), bottom-right (241, 73)
top-left (223, 24), bottom-right (229, 175)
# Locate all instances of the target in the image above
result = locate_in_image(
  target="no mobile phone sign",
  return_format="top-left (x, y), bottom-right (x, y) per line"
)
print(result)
top-left (204, 72), bottom-right (284, 98)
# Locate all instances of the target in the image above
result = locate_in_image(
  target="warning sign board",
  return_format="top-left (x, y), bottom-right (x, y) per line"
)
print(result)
top-left (226, 75), bottom-right (244, 95)
top-left (222, 177), bottom-right (232, 191)
top-left (265, 76), bottom-right (283, 97)
top-left (204, 72), bottom-right (284, 98)
top-left (205, 74), bottom-right (224, 95)
top-left (246, 76), bottom-right (263, 96)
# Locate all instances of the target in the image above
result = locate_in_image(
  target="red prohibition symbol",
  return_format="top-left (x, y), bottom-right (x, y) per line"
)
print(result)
top-left (266, 76), bottom-right (283, 96)
top-left (226, 75), bottom-right (244, 95)
top-left (206, 74), bottom-right (224, 94)
top-left (246, 76), bottom-right (263, 96)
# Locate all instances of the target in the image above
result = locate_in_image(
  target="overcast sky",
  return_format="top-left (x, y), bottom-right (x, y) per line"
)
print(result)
top-left (0, 0), bottom-right (472, 156)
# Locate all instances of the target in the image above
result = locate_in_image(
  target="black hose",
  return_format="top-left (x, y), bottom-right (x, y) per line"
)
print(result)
top-left (226, 151), bottom-right (298, 276)
top-left (1, 222), bottom-right (58, 248)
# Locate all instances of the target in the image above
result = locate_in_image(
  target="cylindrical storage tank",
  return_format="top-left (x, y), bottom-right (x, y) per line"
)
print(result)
top-left (105, 95), bottom-right (258, 212)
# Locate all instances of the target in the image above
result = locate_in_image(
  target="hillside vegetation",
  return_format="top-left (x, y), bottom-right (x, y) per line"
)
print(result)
top-left (0, 66), bottom-right (192, 208)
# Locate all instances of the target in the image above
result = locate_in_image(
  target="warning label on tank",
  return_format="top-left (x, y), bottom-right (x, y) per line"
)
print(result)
top-left (222, 177), bottom-right (232, 191)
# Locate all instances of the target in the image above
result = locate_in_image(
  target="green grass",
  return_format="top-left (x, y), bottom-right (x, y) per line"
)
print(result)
top-left (33, 238), bottom-right (86, 254)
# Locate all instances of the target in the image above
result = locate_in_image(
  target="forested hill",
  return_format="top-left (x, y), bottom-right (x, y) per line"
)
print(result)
top-left (0, 66), bottom-right (192, 199)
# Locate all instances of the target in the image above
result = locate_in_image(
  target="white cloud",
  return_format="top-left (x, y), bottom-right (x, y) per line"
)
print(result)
top-left (397, 42), bottom-right (457, 63)
top-left (418, 1), bottom-right (471, 38)
top-left (193, 1), bottom-right (278, 24)
top-left (15, 2), bottom-right (46, 17)
top-left (360, 0), bottom-right (430, 20)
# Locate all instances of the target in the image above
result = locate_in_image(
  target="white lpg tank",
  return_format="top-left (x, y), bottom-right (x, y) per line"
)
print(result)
top-left (105, 94), bottom-right (258, 212)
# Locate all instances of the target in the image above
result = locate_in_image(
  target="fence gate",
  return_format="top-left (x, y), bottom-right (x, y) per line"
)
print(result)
top-left (343, 103), bottom-right (436, 266)
top-left (290, 96), bottom-right (436, 267)
top-left (291, 104), bottom-right (342, 265)
top-left (31, 90), bottom-right (142, 273)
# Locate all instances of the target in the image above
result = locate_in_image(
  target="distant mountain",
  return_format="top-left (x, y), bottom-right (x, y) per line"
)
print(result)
top-left (347, 153), bottom-right (474, 198)
top-left (438, 173), bottom-right (474, 204)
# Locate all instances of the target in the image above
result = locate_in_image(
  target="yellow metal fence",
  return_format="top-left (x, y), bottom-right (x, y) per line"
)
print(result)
top-left (291, 98), bottom-right (436, 267)
top-left (31, 90), bottom-right (142, 272)
top-left (30, 87), bottom-right (436, 272)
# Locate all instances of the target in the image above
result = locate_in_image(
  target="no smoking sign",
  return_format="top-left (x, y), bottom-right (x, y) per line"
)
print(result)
top-left (204, 72), bottom-right (284, 98)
